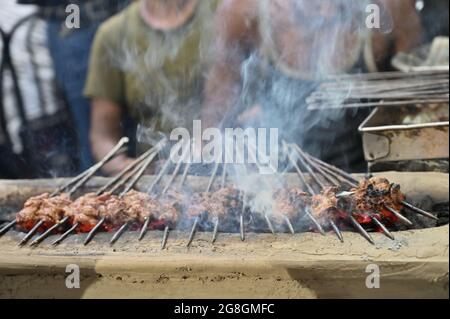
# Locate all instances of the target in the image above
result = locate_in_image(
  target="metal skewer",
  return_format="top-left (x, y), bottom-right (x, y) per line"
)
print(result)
top-left (290, 144), bottom-right (325, 189)
top-left (287, 143), bottom-right (339, 239)
top-left (283, 142), bottom-right (315, 195)
top-left (139, 142), bottom-right (189, 242)
top-left (0, 220), bottom-right (17, 236)
top-left (178, 162), bottom-right (191, 188)
top-left (30, 216), bottom-right (69, 246)
top-left (161, 225), bottom-right (170, 250)
top-left (50, 169), bottom-right (92, 197)
top-left (211, 164), bottom-right (227, 243)
top-left (304, 210), bottom-right (325, 235)
top-left (401, 201), bottom-right (438, 221)
top-left (305, 153), bottom-right (359, 187)
top-left (52, 223), bottom-right (79, 246)
top-left (329, 220), bottom-right (344, 243)
top-left (348, 215), bottom-right (375, 245)
top-left (139, 216), bottom-right (153, 241)
top-left (157, 145), bottom-right (191, 249)
top-left (292, 144), bottom-right (340, 186)
top-left (211, 218), bottom-right (220, 243)
top-left (138, 142), bottom-right (185, 242)
top-left (372, 217), bottom-right (395, 240)
top-left (67, 137), bottom-right (129, 196)
top-left (162, 141), bottom-right (190, 195)
top-left (19, 220), bottom-right (44, 246)
top-left (187, 159), bottom-right (220, 247)
top-left (96, 146), bottom-right (159, 196)
top-left (284, 216), bottom-right (295, 235)
top-left (239, 192), bottom-right (247, 242)
top-left (187, 216), bottom-right (199, 248)
top-left (110, 221), bottom-right (130, 245)
top-left (239, 213), bottom-right (245, 241)
top-left (52, 141), bottom-right (161, 246)
top-left (110, 151), bottom-right (163, 246)
top-left (264, 215), bottom-right (275, 235)
top-left (84, 217), bottom-right (106, 246)
top-left (384, 205), bottom-right (414, 226)
top-left (206, 163), bottom-right (220, 193)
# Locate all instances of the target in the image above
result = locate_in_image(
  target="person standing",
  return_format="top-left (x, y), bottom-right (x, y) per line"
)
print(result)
top-left (202, 0), bottom-right (422, 172)
top-left (17, 0), bottom-right (130, 172)
top-left (84, 0), bottom-right (220, 175)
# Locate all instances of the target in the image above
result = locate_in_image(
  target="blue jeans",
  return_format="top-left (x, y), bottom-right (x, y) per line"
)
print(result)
top-left (46, 21), bottom-right (99, 171)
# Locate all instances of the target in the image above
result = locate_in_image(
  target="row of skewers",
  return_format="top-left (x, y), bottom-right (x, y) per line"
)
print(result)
top-left (0, 137), bottom-right (439, 248)
top-left (306, 69), bottom-right (449, 110)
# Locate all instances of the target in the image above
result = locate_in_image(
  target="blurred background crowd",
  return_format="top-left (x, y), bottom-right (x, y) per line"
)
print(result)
top-left (0, 0), bottom-right (448, 179)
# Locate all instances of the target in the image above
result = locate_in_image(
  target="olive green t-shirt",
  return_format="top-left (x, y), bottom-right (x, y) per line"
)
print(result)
top-left (84, 0), bottom-right (219, 135)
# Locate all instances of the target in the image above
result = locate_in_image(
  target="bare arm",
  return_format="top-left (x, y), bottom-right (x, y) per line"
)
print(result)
top-left (90, 98), bottom-right (134, 176)
top-left (202, 0), bottom-right (259, 129)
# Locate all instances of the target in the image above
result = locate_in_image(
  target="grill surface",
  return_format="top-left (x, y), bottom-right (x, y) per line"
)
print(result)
top-left (0, 172), bottom-right (448, 298)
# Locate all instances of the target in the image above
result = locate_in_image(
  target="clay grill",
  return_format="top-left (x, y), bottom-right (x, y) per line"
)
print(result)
top-left (0, 137), bottom-right (448, 298)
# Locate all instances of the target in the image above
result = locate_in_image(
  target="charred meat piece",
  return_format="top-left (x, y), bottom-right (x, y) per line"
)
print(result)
top-left (16, 193), bottom-right (72, 231)
top-left (350, 177), bottom-right (406, 224)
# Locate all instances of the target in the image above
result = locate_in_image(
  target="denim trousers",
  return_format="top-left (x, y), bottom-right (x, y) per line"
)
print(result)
top-left (46, 21), bottom-right (99, 172)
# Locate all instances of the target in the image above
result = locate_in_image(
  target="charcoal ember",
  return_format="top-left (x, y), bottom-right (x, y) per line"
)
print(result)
top-left (16, 193), bottom-right (72, 231)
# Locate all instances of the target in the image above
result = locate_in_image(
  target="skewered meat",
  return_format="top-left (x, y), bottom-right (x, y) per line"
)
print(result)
top-left (187, 187), bottom-right (241, 218)
top-left (209, 187), bottom-right (241, 217)
top-left (64, 193), bottom-right (111, 232)
top-left (187, 192), bottom-right (210, 217)
top-left (353, 177), bottom-right (405, 210)
top-left (272, 187), bottom-right (310, 222)
top-left (11, 175), bottom-right (411, 236)
top-left (16, 193), bottom-right (72, 231)
top-left (349, 177), bottom-right (406, 224)
top-left (104, 195), bottom-right (129, 228)
top-left (121, 190), bottom-right (182, 229)
top-left (311, 187), bottom-right (339, 220)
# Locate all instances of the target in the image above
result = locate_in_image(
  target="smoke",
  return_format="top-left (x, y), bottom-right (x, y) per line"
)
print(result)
top-left (232, 0), bottom-right (376, 172)
top-left (215, 0), bottom-right (379, 221)
top-left (102, 0), bottom-right (403, 232)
